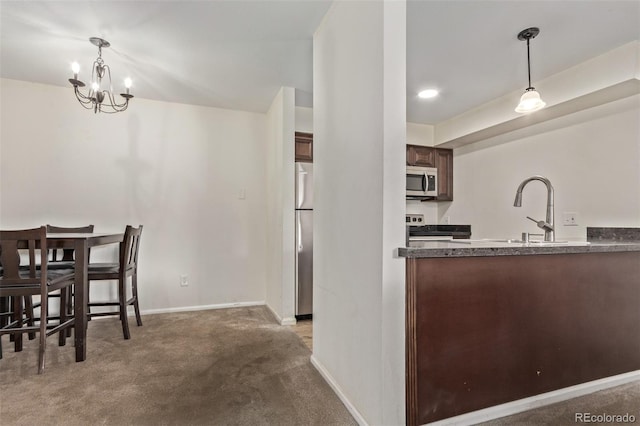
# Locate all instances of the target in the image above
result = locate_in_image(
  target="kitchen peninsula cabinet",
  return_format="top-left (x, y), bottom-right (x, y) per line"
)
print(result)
top-left (295, 132), bottom-right (313, 163)
top-left (400, 240), bottom-right (640, 425)
top-left (406, 145), bottom-right (454, 201)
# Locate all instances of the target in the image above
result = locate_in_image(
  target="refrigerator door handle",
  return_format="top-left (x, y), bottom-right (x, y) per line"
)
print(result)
top-left (297, 168), bottom-right (307, 209)
top-left (297, 213), bottom-right (303, 251)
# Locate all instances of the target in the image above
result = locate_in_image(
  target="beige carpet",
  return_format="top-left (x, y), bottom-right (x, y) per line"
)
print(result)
top-left (479, 380), bottom-right (640, 426)
top-left (3, 306), bottom-right (638, 425)
top-left (0, 306), bottom-right (356, 426)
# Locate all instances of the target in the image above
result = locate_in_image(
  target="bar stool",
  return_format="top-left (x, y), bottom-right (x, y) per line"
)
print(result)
top-left (87, 225), bottom-right (143, 339)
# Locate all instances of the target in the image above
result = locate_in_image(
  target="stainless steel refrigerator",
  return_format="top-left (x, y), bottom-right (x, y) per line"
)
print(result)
top-left (295, 162), bottom-right (313, 319)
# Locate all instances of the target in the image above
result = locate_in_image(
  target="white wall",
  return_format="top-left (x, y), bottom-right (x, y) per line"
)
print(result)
top-left (265, 87), bottom-right (296, 324)
top-left (440, 95), bottom-right (640, 240)
top-left (295, 106), bottom-right (313, 133)
top-left (407, 121), bottom-right (433, 147)
top-left (313, 1), bottom-right (406, 424)
top-left (0, 78), bottom-right (269, 312)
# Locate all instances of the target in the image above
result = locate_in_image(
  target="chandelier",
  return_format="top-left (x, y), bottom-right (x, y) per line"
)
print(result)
top-left (68, 37), bottom-right (134, 113)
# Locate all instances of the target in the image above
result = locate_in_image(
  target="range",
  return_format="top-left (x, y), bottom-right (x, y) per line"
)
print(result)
top-left (406, 214), bottom-right (471, 244)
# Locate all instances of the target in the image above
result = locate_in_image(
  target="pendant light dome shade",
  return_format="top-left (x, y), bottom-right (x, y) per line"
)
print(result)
top-left (515, 88), bottom-right (546, 113)
top-left (515, 27), bottom-right (545, 114)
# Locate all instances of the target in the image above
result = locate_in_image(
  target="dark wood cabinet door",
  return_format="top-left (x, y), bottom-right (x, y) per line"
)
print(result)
top-left (435, 148), bottom-right (453, 201)
top-left (407, 145), bottom-right (435, 167)
top-left (295, 132), bottom-right (313, 162)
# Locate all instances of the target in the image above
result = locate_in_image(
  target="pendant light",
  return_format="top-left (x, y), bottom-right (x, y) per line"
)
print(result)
top-left (515, 27), bottom-right (546, 113)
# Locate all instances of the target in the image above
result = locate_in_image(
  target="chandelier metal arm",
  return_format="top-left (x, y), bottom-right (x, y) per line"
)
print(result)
top-left (73, 86), bottom-right (96, 109)
top-left (101, 90), bottom-right (130, 113)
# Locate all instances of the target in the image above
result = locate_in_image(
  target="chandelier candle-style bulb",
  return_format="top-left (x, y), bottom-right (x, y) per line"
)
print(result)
top-left (68, 37), bottom-right (134, 113)
top-left (124, 77), bottom-right (132, 95)
top-left (71, 62), bottom-right (80, 79)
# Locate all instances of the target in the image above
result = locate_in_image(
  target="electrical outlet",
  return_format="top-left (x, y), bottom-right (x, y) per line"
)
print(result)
top-left (180, 274), bottom-right (189, 287)
top-left (563, 212), bottom-right (579, 226)
top-left (442, 216), bottom-right (450, 225)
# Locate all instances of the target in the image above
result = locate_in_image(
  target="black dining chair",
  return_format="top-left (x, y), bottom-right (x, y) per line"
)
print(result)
top-left (87, 225), bottom-right (143, 339)
top-left (0, 226), bottom-right (76, 373)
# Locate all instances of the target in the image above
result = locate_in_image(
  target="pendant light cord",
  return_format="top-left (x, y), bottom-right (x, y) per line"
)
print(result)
top-left (527, 38), bottom-right (532, 89)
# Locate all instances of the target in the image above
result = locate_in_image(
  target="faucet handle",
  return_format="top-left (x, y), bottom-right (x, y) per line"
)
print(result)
top-left (526, 216), bottom-right (554, 231)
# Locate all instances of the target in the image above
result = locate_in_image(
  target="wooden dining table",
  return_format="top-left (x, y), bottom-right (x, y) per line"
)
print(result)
top-left (46, 232), bottom-right (124, 361)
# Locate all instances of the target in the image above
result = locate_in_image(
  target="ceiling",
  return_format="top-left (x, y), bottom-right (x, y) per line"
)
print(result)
top-left (1, 1), bottom-right (638, 125)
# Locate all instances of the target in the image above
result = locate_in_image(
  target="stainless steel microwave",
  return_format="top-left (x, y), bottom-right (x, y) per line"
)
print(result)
top-left (407, 166), bottom-right (437, 198)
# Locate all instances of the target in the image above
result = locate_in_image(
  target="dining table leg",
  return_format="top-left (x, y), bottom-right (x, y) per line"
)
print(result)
top-left (73, 240), bottom-right (89, 362)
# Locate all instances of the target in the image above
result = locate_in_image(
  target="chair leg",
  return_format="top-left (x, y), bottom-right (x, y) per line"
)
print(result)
top-left (119, 278), bottom-right (131, 340)
top-left (12, 296), bottom-right (23, 352)
top-left (37, 293), bottom-right (48, 374)
top-left (8, 296), bottom-right (15, 343)
top-left (0, 296), bottom-right (8, 328)
top-left (58, 288), bottom-right (68, 346)
top-left (132, 274), bottom-right (143, 327)
top-left (0, 296), bottom-right (8, 355)
top-left (87, 286), bottom-right (92, 322)
top-left (24, 296), bottom-right (36, 340)
top-left (66, 289), bottom-right (73, 337)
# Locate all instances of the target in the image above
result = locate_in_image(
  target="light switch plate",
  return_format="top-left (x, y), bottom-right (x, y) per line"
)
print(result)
top-left (180, 274), bottom-right (189, 287)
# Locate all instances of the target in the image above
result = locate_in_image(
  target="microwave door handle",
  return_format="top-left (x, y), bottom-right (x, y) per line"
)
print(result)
top-left (422, 174), bottom-right (427, 192)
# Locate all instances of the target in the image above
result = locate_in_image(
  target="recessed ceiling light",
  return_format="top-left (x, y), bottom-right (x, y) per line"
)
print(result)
top-left (418, 89), bottom-right (439, 99)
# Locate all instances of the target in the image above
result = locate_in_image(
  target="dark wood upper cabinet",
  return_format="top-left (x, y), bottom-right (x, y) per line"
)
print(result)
top-left (406, 144), bottom-right (454, 201)
top-left (435, 148), bottom-right (453, 201)
top-left (406, 144), bottom-right (435, 167)
top-left (295, 132), bottom-right (313, 163)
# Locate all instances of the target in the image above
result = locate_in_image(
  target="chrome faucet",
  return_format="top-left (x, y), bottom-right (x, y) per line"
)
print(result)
top-left (513, 175), bottom-right (555, 242)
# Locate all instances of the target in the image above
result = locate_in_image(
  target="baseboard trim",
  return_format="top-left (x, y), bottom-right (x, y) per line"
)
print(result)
top-left (427, 370), bottom-right (640, 425)
top-left (281, 317), bottom-right (297, 326)
top-left (264, 303), bottom-right (297, 326)
top-left (310, 355), bottom-right (368, 426)
top-left (140, 301), bottom-right (265, 316)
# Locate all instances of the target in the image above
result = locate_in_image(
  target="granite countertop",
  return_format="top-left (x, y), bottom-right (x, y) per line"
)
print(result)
top-left (399, 227), bottom-right (640, 258)
top-left (398, 239), bottom-right (640, 258)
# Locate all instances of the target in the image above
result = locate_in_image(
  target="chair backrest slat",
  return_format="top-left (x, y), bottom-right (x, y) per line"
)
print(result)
top-left (28, 239), bottom-right (37, 277)
top-left (119, 225), bottom-right (143, 273)
top-left (0, 240), bottom-right (20, 279)
top-left (0, 227), bottom-right (48, 291)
